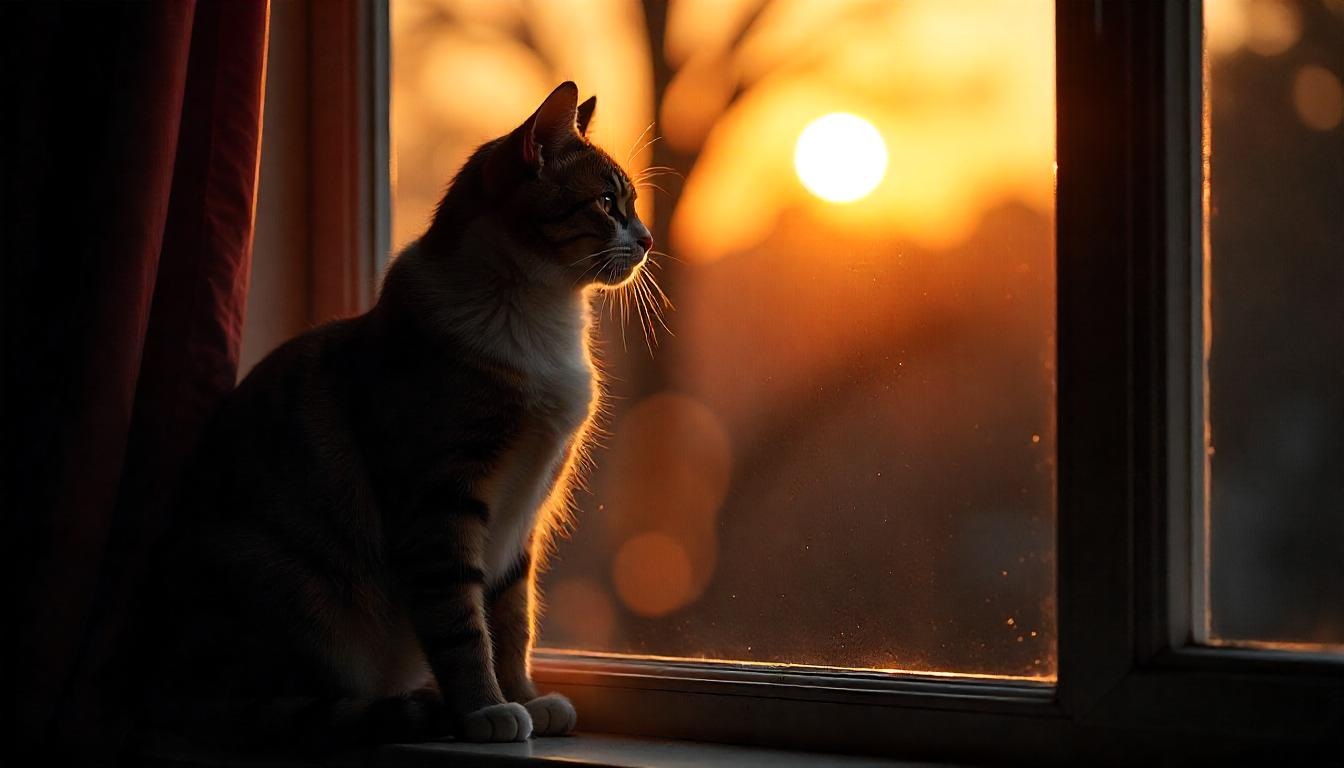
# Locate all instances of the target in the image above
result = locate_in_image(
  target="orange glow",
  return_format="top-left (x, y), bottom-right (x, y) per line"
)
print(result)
top-left (671, 0), bottom-right (1055, 261)
top-left (1199, 10), bottom-right (1215, 646)
top-left (660, 53), bottom-right (737, 154)
top-left (1292, 65), bottom-right (1344, 131)
top-left (1243, 0), bottom-right (1302, 55)
top-left (535, 647), bottom-right (1055, 684)
top-left (1206, 638), bottom-right (1344, 655)
top-left (1205, 0), bottom-right (1303, 57)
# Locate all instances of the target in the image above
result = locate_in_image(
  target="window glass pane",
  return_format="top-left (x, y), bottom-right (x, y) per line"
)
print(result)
top-left (392, 0), bottom-right (1056, 679)
top-left (1203, 0), bottom-right (1344, 650)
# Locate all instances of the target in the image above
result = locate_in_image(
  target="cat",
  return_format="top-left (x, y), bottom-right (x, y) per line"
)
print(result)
top-left (140, 81), bottom-right (653, 750)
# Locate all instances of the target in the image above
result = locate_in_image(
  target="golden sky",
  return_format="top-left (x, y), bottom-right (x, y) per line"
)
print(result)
top-left (391, 0), bottom-right (1054, 257)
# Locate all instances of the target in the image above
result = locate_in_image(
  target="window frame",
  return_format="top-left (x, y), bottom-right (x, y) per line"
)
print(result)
top-left (371, 1), bottom-right (1342, 762)
top-left (254, 0), bottom-right (388, 323)
top-left (308, 0), bottom-right (389, 319)
top-left (245, 0), bottom-right (389, 372)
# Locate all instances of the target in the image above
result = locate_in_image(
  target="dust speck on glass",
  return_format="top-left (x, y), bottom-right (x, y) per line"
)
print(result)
top-left (391, 0), bottom-right (1057, 679)
top-left (1203, 0), bottom-right (1344, 652)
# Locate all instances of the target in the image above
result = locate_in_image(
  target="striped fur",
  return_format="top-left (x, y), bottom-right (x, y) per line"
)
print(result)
top-left (139, 82), bottom-right (650, 750)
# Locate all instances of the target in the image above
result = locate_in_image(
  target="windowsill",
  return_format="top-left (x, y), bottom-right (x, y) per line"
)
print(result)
top-left (378, 733), bottom-right (945, 767)
top-left (144, 732), bottom-right (948, 767)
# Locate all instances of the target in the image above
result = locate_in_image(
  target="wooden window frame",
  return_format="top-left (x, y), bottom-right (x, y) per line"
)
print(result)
top-left (253, 0), bottom-right (388, 330)
top-left (308, 0), bottom-right (389, 320)
top-left (243, 0), bottom-right (388, 374)
top-left (364, 1), bottom-right (1341, 762)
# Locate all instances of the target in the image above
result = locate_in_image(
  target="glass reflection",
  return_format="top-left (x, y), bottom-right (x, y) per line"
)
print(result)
top-left (1204, 0), bottom-right (1344, 651)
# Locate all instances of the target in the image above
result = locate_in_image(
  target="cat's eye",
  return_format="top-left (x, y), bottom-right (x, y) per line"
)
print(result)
top-left (597, 193), bottom-right (616, 214)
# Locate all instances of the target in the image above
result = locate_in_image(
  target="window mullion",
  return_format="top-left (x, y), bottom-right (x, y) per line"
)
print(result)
top-left (1054, 0), bottom-right (1155, 719)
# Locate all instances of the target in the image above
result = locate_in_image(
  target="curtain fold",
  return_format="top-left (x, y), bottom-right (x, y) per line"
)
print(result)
top-left (6, 0), bottom-right (269, 759)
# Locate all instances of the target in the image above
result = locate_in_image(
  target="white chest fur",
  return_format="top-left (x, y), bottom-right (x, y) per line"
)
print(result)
top-left (421, 235), bottom-right (601, 585)
top-left (477, 356), bottom-right (593, 584)
top-left (466, 284), bottom-right (596, 584)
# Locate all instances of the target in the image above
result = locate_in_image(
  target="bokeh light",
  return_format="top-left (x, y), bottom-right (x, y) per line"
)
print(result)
top-left (1292, 65), bottom-right (1344, 131)
top-left (1244, 0), bottom-right (1302, 56)
top-left (604, 392), bottom-right (733, 613)
top-left (612, 532), bottom-right (695, 617)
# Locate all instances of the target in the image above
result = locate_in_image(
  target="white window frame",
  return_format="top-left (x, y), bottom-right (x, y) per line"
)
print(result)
top-left (360, 2), bottom-right (1343, 761)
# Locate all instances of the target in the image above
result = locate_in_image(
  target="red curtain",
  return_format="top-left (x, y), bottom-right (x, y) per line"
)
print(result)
top-left (5, 0), bottom-right (269, 758)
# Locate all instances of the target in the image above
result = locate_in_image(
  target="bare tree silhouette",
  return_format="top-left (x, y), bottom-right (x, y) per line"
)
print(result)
top-left (626, 0), bottom-right (902, 396)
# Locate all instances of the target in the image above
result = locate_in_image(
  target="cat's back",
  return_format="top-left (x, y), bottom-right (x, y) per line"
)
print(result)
top-left (178, 316), bottom-right (373, 521)
top-left (231, 315), bottom-right (364, 414)
top-left (142, 317), bottom-right (381, 698)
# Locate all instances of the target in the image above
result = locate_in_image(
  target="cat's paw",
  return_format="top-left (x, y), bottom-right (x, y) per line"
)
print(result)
top-left (460, 701), bottom-right (532, 742)
top-left (524, 693), bottom-right (577, 736)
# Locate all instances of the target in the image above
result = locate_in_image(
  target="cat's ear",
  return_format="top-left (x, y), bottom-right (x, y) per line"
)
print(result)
top-left (521, 81), bottom-right (580, 169)
top-left (576, 95), bottom-right (597, 137)
top-left (483, 82), bottom-right (581, 194)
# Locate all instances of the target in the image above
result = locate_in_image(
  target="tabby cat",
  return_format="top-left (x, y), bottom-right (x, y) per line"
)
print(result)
top-left (142, 82), bottom-right (652, 748)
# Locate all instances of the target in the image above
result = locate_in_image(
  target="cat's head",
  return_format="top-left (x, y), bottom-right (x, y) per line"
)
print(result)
top-left (454, 81), bottom-right (653, 289)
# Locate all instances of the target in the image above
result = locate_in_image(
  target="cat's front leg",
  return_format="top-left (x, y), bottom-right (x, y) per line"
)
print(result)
top-left (397, 495), bottom-right (531, 742)
top-left (488, 552), bottom-right (578, 737)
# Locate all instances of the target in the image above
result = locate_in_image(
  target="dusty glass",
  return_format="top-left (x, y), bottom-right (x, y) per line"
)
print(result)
top-left (1203, 0), bottom-right (1344, 651)
top-left (392, 0), bottom-right (1057, 679)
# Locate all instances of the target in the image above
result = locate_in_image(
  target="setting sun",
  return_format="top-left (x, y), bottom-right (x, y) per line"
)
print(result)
top-left (793, 112), bottom-right (888, 204)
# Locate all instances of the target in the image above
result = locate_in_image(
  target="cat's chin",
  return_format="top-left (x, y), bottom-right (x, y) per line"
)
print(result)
top-left (589, 254), bottom-right (648, 289)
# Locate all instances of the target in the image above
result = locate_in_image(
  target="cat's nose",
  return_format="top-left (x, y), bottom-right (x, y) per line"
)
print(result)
top-left (636, 233), bottom-right (654, 254)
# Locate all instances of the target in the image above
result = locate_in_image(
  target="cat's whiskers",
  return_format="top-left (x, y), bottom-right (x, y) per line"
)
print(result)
top-left (567, 245), bottom-right (624, 268)
top-left (628, 136), bottom-right (664, 167)
top-left (642, 268), bottom-right (675, 311)
top-left (570, 258), bottom-right (607, 290)
top-left (594, 256), bottom-right (673, 356)
top-left (569, 254), bottom-right (604, 289)
top-left (631, 277), bottom-right (655, 355)
top-left (636, 275), bottom-right (660, 354)
top-left (568, 246), bottom-right (629, 290)
top-left (626, 122), bottom-right (656, 166)
top-left (636, 268), bottom-right (673, 341)
top-left (633, 165), bottom-right (683, 181)
top-left (618, 282), bottom-right (630, 351)
top-left (597, 284), bottom-right (614, 326)
top-left (633, 170), bottom-right (682, 197)
top-left (635, 181), bottom-right (669, 197)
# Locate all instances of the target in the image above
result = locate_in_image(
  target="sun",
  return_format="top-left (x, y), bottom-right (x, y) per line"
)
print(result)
top-left (793, 112), bottom-right (888, 204)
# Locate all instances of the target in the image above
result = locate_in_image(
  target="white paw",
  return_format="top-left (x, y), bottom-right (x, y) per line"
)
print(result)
top-left (460, 701), bottom-right (532, 742)
top-left (524, 693), bottom-right (577, 736)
